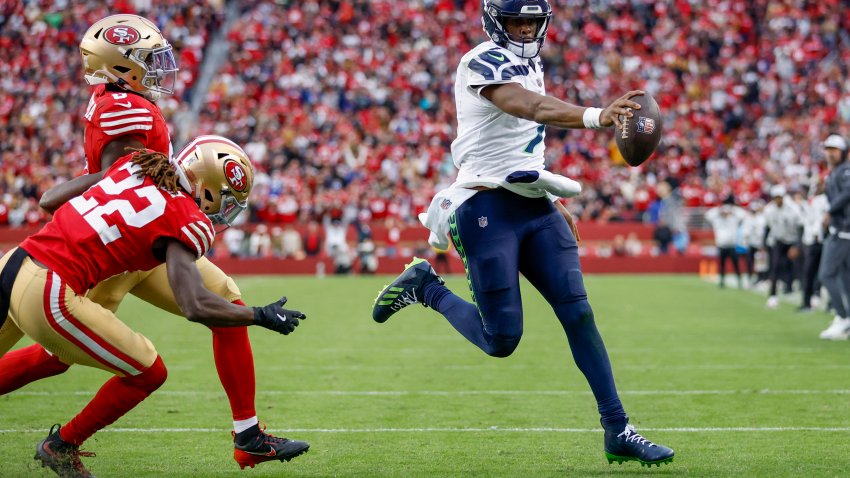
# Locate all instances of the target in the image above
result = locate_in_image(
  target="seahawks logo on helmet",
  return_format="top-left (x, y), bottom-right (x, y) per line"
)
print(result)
top-left (481, 0), bottom-right (552, 59)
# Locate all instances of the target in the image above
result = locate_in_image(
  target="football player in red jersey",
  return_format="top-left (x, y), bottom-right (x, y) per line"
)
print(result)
top-left (0, 15), bottom-right (303, 469)
top-left (0, 136), bottom-right (309, 477)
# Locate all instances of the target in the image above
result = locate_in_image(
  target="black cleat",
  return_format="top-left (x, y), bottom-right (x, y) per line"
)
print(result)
top-left (34, 424), bottom-right (96, 478)
top-left (233, 427), bottom-right (310, 469)
top-left (604, 421), bottom-right (674, 467)
top-left (372, 257), bottom-right (444, 323)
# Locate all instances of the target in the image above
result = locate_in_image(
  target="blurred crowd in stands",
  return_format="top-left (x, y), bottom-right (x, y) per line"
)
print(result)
top-left (0, 0), bottom-right (224, 225)
top-left (2, 0), bottom-right (850, 258)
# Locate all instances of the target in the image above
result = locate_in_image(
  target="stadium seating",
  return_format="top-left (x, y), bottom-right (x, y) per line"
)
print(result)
top-left (3, 0), bottom-right (850, 262)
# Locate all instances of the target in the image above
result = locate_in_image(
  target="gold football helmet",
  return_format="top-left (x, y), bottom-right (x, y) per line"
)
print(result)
top-left (173, 136), bottom-right (255, 226)
top-left (79, 14), bottom-right (178, 101)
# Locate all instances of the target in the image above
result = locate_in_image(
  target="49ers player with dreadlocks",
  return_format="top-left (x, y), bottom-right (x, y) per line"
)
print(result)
top-left (0, 137), bottom-right (308, 477)
top-left (0, 15), bottom-right (307, 469)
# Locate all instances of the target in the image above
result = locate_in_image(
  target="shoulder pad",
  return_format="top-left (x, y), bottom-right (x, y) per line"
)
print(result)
top-left (469, 49), bottom-right (531, 82)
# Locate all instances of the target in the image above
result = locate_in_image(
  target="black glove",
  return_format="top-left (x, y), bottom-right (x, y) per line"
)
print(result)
top-left (252, 297), bottom-right (306, 335)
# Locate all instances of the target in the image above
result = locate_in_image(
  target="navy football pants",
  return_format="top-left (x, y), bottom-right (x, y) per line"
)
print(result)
top-left (423, 189), bottom-right (625, 423)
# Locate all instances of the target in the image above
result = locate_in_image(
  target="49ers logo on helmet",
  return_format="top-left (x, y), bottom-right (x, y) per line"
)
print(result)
top-left (104, 25), bottom-right (140, 45)
top-left (224, 160), bottom-right (248, 192)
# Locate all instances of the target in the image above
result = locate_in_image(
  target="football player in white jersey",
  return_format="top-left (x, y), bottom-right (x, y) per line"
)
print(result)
top-left (374, 0), bottom-right (674, 468)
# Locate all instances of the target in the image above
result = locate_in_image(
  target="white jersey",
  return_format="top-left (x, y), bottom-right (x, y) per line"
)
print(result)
top-left (742, 211), bottom-right (766, 249)
top-left (705, 205), bottom-right (746, 248)
top-left (451, 41), bottom-right (546, 181)
top-left (802, 194), bottom-right (829, 245)
top-left (764, 197), bottom-right (804, 245)
top-left (421, 42), bottom-right (581, 251)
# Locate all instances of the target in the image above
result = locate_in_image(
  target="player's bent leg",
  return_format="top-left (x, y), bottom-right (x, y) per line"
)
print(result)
top-left (374, 255), bottom-right (523, 356)
top-left (0, 344), bottom-right (71, 395)
top-left (552, 299), bottom-right (675, 465)
top-left (375, 257), bottom-right (522, 356)
top-left (6, 260), bottom-right (164, 476)
top-left (552, 300), bottom-right (625, 419)
top-left (435, 197), bottom-right (525, 356)
top-left (210, 322), bottom-right (312, 470)
top-left (58, 356), bottom-right (167, 445)
top-left (130, 260), bottom-right (262, 423)
top-left (518, 206), bottom-right (674, 465)
top-left (131, 260), bottom-right (308, 467)
top-left (209, 311), bottom-right (257, 423)
top-left (374, 208), bottom-right (525, 357)
top-left (36, 356), bottom-right (168, 478)
top-left (518, 209), bottom-right (625, 422)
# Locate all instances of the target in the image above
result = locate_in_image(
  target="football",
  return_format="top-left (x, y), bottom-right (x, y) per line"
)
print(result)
top-left (614, 92), bottom-right (663, 167)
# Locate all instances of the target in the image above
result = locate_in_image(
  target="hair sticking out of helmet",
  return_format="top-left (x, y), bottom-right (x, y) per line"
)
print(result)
top-left (173, 136), bottom-right (255, 227)
top-left (130, 149), bottom-right (181, 193)
top-left (481, 0), bottom-right (552, 59)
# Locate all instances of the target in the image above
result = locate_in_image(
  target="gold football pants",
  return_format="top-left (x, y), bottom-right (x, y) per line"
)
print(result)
top-left (0, 249), bottom-right (157, 376)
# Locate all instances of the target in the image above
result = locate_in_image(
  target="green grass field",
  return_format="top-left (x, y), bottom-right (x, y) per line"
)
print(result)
top-left (2, 274), bottom-right (849, 477)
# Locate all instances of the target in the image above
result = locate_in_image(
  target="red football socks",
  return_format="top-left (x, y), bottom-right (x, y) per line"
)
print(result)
top-left (209, 299), bottom-right (257, 421)
top-left (0, 344), bottom-right (71, 395)
top-left (60, 356), bottom-right (167, 446)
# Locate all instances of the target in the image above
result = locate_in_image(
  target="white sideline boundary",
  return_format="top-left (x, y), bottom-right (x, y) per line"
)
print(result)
top-left (1, 427), bottom-right (849, 434)
top-left (7, 389), bottom-right (850, 397)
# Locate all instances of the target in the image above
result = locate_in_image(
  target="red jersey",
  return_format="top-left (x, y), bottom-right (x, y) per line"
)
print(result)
top-left (83, 85), bottom-right (172, 174)
top-left (21, 154), bottom-right (214, 295)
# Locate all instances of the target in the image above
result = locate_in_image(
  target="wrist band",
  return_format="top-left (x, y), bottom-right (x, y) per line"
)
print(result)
top-left (583, 107), bottom-right (603, 129)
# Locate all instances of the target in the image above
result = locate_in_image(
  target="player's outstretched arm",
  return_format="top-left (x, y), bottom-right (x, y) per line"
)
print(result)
top-left (481, 84), bottom-right (643, 130)
top-left (39, 137), bottom-right (144, 213)
top-left (164, 239), bottom-right (306, 334)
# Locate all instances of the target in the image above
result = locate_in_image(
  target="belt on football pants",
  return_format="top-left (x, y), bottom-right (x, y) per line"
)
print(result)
top-left (0, 247), bottom-right (30, 330)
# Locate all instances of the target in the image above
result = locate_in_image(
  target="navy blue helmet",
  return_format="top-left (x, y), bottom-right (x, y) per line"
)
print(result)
top-left (481, 0), bottom-right (552, 59)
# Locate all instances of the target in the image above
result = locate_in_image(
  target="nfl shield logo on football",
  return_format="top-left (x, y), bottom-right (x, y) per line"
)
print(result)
top-left (440, 198), bottom-right (452, 210)
top-left (478, 216), bottom-right (488, 228)
top-left (637, 117), bottom-right (655, 135)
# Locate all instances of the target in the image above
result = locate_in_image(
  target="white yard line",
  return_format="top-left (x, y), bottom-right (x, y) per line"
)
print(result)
top-left (1, 426), bottom-right (849, 434)
top-left (7, 389), bottom-right (850, 397)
